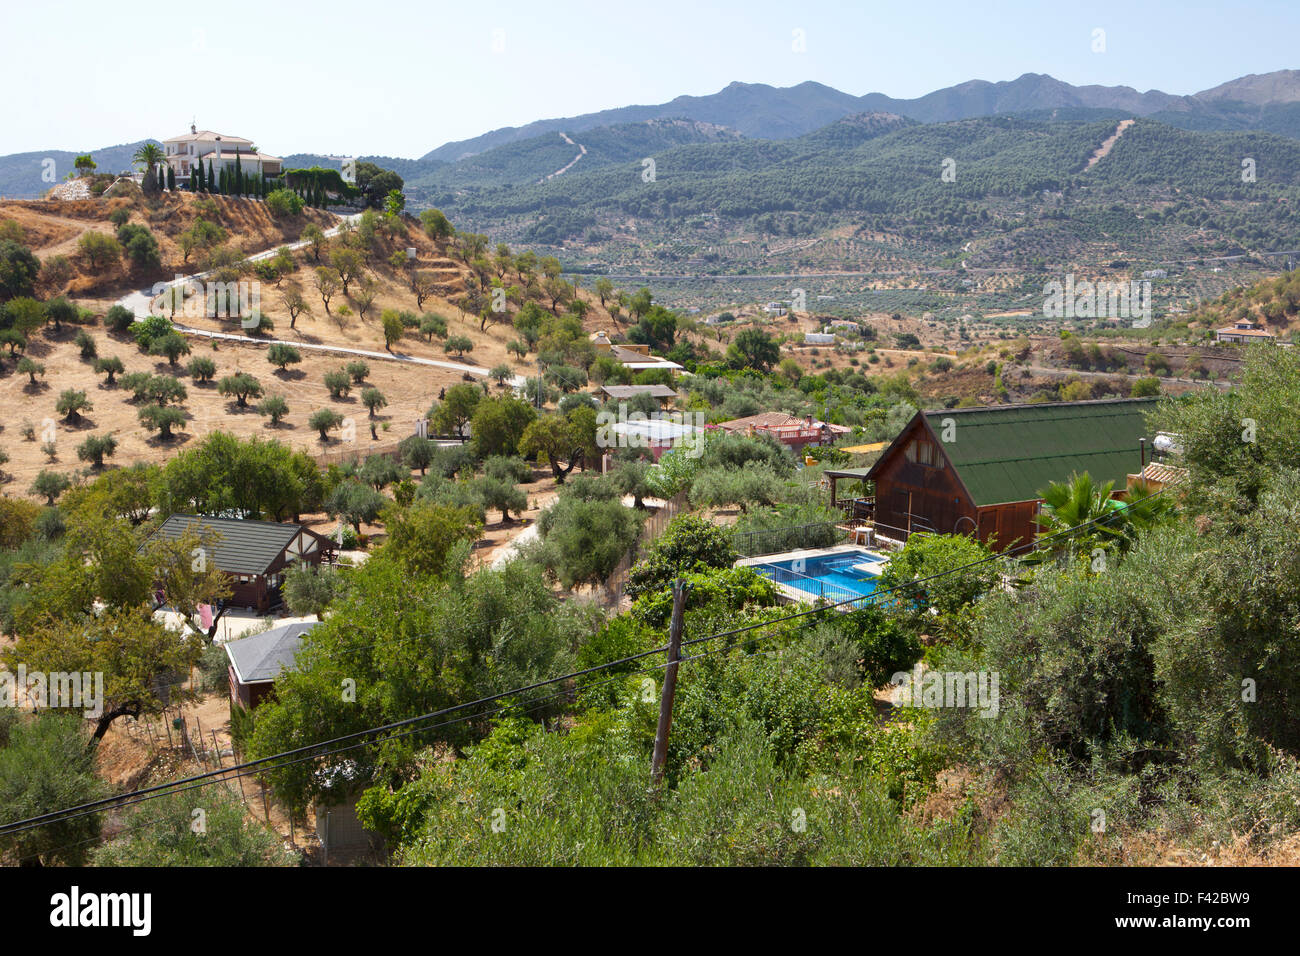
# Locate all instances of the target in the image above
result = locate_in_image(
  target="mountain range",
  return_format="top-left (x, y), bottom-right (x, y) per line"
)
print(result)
top-left (4, 70), bottom-right (1299, 202)
top-left (415, 70), bottom-right (1300, 163)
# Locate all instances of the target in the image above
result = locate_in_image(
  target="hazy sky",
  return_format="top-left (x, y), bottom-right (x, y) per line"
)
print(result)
top-left (1, 0), bottom-right (1295, 158)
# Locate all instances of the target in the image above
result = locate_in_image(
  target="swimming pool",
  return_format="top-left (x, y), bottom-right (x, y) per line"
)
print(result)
top-left (751, 548), bottom-right (888, 606)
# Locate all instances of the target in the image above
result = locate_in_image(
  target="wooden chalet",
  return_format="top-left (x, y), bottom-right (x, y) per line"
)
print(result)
top-left (146, 515), bottom-right (336, 612)
top-left (862, 398), bottom-right (1157, 551)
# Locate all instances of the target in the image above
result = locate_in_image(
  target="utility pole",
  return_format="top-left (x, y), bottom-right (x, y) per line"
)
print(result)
top-left (651, 579), bottom-right (688, 786)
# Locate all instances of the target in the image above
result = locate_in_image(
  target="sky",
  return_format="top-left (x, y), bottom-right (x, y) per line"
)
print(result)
top-left (1, 0), bottom-right (1296, 158)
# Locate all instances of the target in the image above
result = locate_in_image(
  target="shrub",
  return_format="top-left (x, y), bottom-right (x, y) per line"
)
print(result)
top-left (74, 329), bottom-right (97, 360)
top-left (105, 304), bottom-right (135, 333)
top-left (324, 369), bottom-right (351, 398)
top-left (257, 395), bottom-right (289, 426)
top-left (132, 313), bottom-right (173, 350)
top-left (267, 343), bottom-right (302, 370)
top-left (187, 355), bottom-right (217, 382)
top-left (265, 188), bottom-right (305, 218)
top-left (148, 330), bottom-right (191, 366)
top-left (626, 514), bottom-right (737, 599)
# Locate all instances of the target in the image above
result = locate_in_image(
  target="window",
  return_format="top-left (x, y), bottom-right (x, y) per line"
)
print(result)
top-left (905, 439), bottom-right (940, 467)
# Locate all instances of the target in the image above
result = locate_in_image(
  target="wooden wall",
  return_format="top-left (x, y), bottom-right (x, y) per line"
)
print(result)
top-left (871, 417), bottom-right (978, 536)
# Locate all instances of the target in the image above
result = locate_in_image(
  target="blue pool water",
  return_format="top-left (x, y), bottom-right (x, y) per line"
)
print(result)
top-left (752, 549), bottom-right (886, 604)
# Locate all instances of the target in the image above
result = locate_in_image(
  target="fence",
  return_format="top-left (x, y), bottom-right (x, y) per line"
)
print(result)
top-left (603, 490), bottom-right (691, 605)
top-left (750, 561), bottom-right (874, 608)
top-left (313, 439), bottom-right (405, 469)
top-left (731, 519), bottom-right (848, 559)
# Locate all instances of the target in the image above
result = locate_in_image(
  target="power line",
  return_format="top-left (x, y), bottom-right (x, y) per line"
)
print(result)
top-left (0, 639), bottom-right (671, 840)
top-left (0, 484), bottom-right (1170, 844)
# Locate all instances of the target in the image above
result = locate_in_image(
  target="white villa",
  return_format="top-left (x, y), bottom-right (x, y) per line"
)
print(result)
top-left (162, 124), bottom-right (283, 183)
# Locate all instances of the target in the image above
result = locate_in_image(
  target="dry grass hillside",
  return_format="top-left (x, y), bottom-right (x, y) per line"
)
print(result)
top-left (0, 194), bottom-right (635, 500)
top-left (0, 190), bottom-right (335, 299)
top-left (1, 190), bottom-right (1182, 503)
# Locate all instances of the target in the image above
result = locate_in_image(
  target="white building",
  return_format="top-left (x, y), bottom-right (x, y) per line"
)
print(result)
top-left (162, 124), bottom-right (283, 183)
top-left (1215, 321), bottom-right (1275, 344)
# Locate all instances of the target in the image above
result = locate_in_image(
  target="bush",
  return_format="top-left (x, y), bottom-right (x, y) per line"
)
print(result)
top-left (132, 313), bottom-right (173, 350)
top-left (324, 369), bottom-right (351, 399)
top-left (265, 188), bottom-right (305, 218)
top-left (74, 329), bottom-right (97, 360)
top-left (257, 394), bottom-right (290, 425)
top-left (105, 304), bottom-right (135, 333)
top-left (187, 355), bottom-right (217, 382)
top-left (267, 343), bottom-right (302, 370)
top-left (626, 514), bottom-right (736, 600)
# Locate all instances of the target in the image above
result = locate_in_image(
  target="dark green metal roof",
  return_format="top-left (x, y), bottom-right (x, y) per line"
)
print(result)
top-left (147, 514), bottom-right (313, 576)
top-left (918, 399), bottom-right (1156, 506)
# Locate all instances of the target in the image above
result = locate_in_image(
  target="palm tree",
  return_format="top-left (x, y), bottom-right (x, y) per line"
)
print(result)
top-left (133, 143), bottom-right (167, 194)
top-left (1033, 472), bottom-right (1173, 564)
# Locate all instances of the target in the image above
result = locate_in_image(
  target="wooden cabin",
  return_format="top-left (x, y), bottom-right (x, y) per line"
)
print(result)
top-left (864, 399), bottom-right (1157, 551)
top-left (224, 621), bottom-right (317, 710)
top-left (146, 515), bottom-right (336, 612)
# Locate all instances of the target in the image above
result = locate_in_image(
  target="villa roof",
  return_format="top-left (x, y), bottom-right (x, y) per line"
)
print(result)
top-left (1215, 325), bottom-right (1275, 337)
top-left (163, 130), bottom-right (255, 145)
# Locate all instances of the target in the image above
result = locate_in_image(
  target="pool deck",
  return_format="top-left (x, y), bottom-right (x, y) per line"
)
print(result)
top-left (735, 543), bottom-right (887, 569)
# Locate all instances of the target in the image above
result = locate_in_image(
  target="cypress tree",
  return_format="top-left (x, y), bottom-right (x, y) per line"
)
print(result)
top-left (208, 159), bottom-right (215, 192)
top-left (167, 165), bottom-right (176, 191)
top-left (196, 161), bottom-right (204, 192)
top-left (158, 166), bottom-right (166, 191)
top-left (235, 154), bottom-right (243, 195)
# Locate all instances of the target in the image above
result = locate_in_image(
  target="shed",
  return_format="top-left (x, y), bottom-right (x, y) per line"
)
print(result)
top-left (600, 384), bottom-right (679, 405)
top-left (224, 620), bottom-right (317, 709)
top-left (864, 398), bottom-right (1156, 550)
